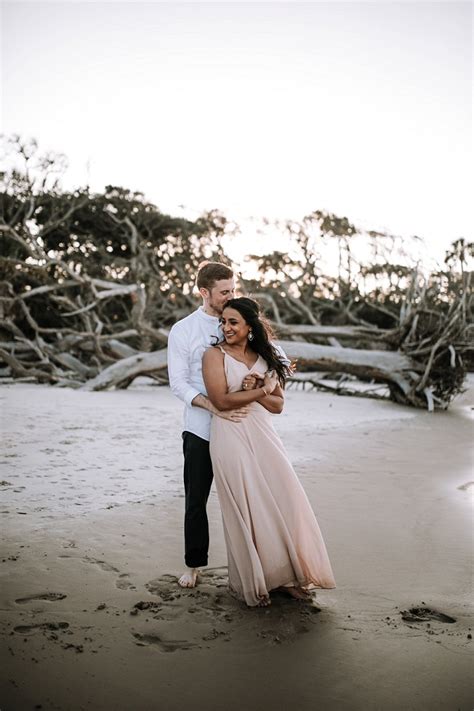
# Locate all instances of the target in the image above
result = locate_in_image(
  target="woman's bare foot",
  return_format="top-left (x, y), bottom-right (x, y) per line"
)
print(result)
top-left (255, 596), bottom-right (271, 607)
top-left (178, 568), bottom-right (199, 588)
top-left (276, 585), bottom-right (312, 601)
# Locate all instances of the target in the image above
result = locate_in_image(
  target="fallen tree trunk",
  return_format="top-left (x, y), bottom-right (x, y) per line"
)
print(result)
top-left (287, 371), bottom-right (389, 400)
top-left (277, 340), bottom-right (431, 407)
top-left (275, 324), bottom-right (387, 340)
top-left (1, 305), bottom-right (467, 410)
top-left (79, 338), bottom-right (457, 410)
top-left (277, 340), bottom-right (412, 371)
top-left (81, 349), bottom-right (168, 391)
top-left (277, 339), bottom-right (466, 410)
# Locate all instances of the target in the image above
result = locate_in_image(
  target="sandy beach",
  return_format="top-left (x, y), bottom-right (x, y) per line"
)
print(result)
top-left (1, 380), bottom-right (473, 711)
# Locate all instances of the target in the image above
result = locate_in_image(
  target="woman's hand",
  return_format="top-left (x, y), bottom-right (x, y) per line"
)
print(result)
top-left (263, 370), bottom-right (279, 395)
top-left (241, 371), bottom-right (278, 396)
top-left (242, 373), bottom-right (262, 391)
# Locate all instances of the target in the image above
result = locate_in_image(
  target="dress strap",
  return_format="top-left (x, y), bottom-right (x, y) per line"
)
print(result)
top-left (216, 345), bottom-right (226, 355)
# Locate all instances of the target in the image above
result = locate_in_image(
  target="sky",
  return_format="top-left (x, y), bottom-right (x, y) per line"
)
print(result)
top-left (1, 1), bottom-right (472, 269)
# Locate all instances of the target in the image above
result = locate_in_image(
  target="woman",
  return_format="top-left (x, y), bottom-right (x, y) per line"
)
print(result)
top-left (202, 297), bottom-right (336, 607)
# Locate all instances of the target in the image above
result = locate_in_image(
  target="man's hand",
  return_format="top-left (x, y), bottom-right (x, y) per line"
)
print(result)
top-left (192, 394), bottom-right (249, 421)
top-left (263, 370), bottom-right (279, 394)
top-left (216, 406), bottom-right (250, 422)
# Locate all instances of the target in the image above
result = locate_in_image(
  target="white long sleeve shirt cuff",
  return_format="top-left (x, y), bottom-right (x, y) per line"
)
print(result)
top-left (183, 386), bottom-right (201, 408)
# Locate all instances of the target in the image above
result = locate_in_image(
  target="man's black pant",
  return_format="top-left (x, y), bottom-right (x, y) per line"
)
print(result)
top-left (182, 431), bottom-right (214, 568)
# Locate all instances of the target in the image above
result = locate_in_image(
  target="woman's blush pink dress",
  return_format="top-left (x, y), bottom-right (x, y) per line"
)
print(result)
top-left (209, 349), bottom-right (336, 606)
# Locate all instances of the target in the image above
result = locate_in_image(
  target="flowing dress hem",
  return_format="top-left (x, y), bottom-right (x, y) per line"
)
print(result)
top-left (230, 575), bottom-right (336, 607)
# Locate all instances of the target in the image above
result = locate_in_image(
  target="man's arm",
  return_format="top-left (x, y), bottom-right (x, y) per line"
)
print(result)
top-left (191, 393), bottom-right (224, 414)
top-left (190, 393), bottom-right (248, 421)
top-left (273, 342), bottom-right (293, 370)
top-left (167, 325), bottom-right (201, 407)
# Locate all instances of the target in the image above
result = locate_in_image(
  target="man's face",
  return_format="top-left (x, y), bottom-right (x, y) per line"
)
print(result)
top-left (203, 278), bottom-right (235, 315)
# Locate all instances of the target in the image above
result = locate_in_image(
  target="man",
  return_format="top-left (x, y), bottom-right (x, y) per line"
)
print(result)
top-left (167, 262), bottom-right (249, 588)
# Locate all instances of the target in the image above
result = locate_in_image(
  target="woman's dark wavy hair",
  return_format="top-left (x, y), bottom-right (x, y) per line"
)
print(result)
top-left (220, 297), bottom-right (291, 385)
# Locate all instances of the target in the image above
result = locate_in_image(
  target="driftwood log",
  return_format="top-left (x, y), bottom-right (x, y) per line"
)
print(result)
top-left (1, 137), bottom-right (472, 409)
top-left (0, 259), bottom-right (470, 409)
top-left (0, 266), bottom-right (470, 408)
top-left (81, 349), bottom-right (168, 391)
top-left (77, 328), bottom-right (466, 411)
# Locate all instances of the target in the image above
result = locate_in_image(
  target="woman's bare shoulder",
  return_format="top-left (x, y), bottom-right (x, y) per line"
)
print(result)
top-left (203, 345), bottom-right (224, 362)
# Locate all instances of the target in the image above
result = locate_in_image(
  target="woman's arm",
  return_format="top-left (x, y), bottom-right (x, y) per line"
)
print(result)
top-left (243, 374), bottom-right (284, 413)
top-left (202, 348), bottom-right (277, 411)
top-left (255, 383), bottom-right (284, 414)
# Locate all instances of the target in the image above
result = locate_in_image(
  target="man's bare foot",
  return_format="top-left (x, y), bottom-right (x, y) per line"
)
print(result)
top-left (178, 568), bottom-right (199, 588)
top-left (255, 596), bottom-right (271, 607)
top-left (276, 585), bottom-right (312, 601)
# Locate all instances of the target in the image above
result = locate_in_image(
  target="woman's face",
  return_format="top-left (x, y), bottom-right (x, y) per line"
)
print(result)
top-left (221, 307), bottom-right (250, 345)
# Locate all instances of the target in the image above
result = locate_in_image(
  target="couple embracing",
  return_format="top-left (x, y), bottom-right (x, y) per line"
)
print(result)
top-left (168, 262), bottom-right (335, 607)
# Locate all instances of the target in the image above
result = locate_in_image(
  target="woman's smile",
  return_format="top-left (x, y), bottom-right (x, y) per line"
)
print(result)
top-left (221, 307), bottom-right (249, 343)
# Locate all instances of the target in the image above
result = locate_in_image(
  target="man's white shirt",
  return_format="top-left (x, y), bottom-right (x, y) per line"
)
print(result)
top-left (168, 306), bottom-right (290, 442)
top-left (168, 307), bottom-right (222, 442)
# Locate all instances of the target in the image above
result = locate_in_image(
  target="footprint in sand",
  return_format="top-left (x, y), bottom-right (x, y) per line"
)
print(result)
top-left (401, 607), bottom-right (456, 624)
top-left (62, 540), bottom-right (77, 549)
top-left (135, 570), bottom-right (320, 650)
top-left (15, 592), bottom-right (67, 605)
top-left (143, 572), bottom-right (241, 625)
top-left (13, 622), bottom-right (69, 634)
top-left (83, 556), bottom-right (137, 590)
top-left (205, 566), bottom-right (230, 588)
top-left (83, 557), bottom-right (120, 573)
top-left (133, 601), bottom-right (163, 613)
top-left (116, 574), bottom-right (136, 591)
top-left (132, 632), bottom-right (198, 652)
top-left (145, 574), bottom-right (181, 602)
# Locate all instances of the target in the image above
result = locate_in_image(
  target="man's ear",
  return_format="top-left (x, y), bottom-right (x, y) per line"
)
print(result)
top-left (199, 287), bottom-right (210, 300)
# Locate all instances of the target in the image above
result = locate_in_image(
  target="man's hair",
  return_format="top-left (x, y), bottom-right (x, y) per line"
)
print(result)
top-left (196, 261), bottom-right (234, 291)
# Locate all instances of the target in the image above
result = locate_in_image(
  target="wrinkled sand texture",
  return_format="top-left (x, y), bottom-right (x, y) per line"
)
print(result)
top-left (1, 382), bottom-right (473, 711)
